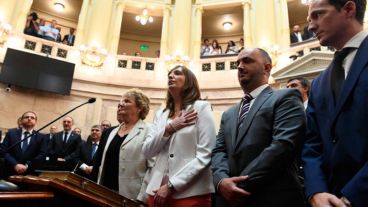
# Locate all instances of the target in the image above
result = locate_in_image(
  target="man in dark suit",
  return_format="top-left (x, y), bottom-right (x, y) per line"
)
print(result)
top-left (211, 48), bottom-right (305, 207)
top-left (290, 24), bottom-right (304, 44)
top-left (62, 28), bottom-right (75, 46)
top-left (302, 1), bottom-right (368, 207)
top-left (47, 116), bottom-right (81, 171)
top-left (1, 111), bottom-right (47, 177)
top-left (75, 125), bottom-right (102, 179)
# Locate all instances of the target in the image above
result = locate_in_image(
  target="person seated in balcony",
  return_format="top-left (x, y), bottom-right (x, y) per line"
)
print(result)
top-left (225, 40), bottom-right (238, 54)
top-left (201, 38), bottom-right (213, 56)
top-left (290, 24), bottom-right (303, 44)
top-left (37, 18), bottom-right (46, 38)
top-left (211, 39), bottom-right (222, 55)
top-left (40, 20), bottom-right (59, 41)
top-left (134, 51), bottom-right (141, 57)
top-left (62, 28), bottom-right (75, 46)
top-left (24, 12), bottom-right (39, 37)
top-left (238, 38), bottom-right (244, 53)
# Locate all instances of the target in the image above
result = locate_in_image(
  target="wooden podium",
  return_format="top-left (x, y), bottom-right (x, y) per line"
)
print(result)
top-left (0, 171), bottom-right (140, 207)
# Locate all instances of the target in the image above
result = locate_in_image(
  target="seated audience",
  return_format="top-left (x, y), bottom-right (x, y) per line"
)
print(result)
top-left (56, 27), bottom-right (62, 42)
top-left (134, 51), bottom-right (141, 56)
top-left (238, 38), bottom-right (244, 53)
top-left (1, 111), bottom-right (47, 177)
top-left (24, 12), bottom-right (39, 37)
top-left (211, 39), bottom-right (222, 55)
top-left (93, 89), bottom-right (153, 205)
top-left (37, 18), bottom-right (46, 38)
top-left (40, 20), bottom-right (59, 41)
top-left (201, 38), bottom-right (213, 56)
top-left (225, 40), bottom-right (237, 54)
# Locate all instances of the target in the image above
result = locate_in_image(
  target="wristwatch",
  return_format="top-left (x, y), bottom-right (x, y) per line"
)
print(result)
top-left (167, 181), bottom-right (175, 191)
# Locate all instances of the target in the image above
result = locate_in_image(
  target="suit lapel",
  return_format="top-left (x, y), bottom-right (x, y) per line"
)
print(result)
top-left (231, 103), bottom-right (241, 149)
top-left (234, 87), bottom-right (273, 151)
top-left (332, 36), bottom-right (368, 125)
top-left (121, 119), bottom-right (145, 147)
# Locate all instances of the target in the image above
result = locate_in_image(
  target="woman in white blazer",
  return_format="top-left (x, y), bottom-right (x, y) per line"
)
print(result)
top-left (143, 66), bottom-right (216, 207)
top-left (93, 89), bottom-right (153, 205)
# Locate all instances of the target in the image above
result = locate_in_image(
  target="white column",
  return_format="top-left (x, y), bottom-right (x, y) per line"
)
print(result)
top-left (273, 0), bottom-right (290, 49)
top-left (159, 5), bottom-right (171, 59)
top-left (169, 0), bottom-right (192, 56)
top-left (74, 0), bottom-right (92, 47)
top-left (107, 0), bottom-right (125, 54)
top-left (191, 5), bottom-right (203, 59)
top-left (242, 0), bottom-right (253, 47)
top-left (11, 0), bottom-right (33, 33)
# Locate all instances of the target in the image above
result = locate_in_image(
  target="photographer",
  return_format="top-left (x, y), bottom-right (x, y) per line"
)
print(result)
top-left (24, 12), bottom-right (39, 37)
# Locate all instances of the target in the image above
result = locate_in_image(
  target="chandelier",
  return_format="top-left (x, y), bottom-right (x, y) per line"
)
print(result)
top-left (135, 9), bottom-right (153, 25)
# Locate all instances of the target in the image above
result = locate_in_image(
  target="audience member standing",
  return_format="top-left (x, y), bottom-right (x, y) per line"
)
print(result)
top-left (238, 38), bottom-right (245, 53)
top-left (47, 116), bottom-right (81, 171)
top-left (225, 40), bottom-right (237, 54)
top-left (1, 111), bottom-right (47, 177)
top-left (290, 25), bottom-right (304, 43)
top-left (62, 28), bottom-right (76, 46)
top-left (211, 40), bottom-right (222, 55)
top-left (75, 125), bottom-right (102, 180)
top-left (24, 12), bottom-right (39, 37)
top-left (143, 66), bottom-right (216, 207)
top-left (302, 0), bottom-right (368, 207)
top-left (287, 77), bottom-right (310, 109)
top-left (212, 48), bottom-right (305, 207)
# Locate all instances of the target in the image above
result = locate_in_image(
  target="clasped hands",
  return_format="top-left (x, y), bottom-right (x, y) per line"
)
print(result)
top-left (310, 193), bottom-right (352, 207)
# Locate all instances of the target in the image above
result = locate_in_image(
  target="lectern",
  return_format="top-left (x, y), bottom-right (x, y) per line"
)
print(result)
top-left (0, 171), bottom-right (140, 207)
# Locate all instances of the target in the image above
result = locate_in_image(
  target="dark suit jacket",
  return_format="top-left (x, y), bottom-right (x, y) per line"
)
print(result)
top-left (1, 128), bottom-right (47, 177)
top-left (74, 139), bottom-right (96, 179)
top-left (62, 34), bottom-right (75, 46)
top-left (90, 125), bottom-right (118, 181)
top-left (290, 32), bottom-right (302, 44)
top-left (302, 36), bottom-right (368, 207)
top-left (47, 131), bottom-right (81, 165)
top-left (212, 87), bottom-right (305, 207)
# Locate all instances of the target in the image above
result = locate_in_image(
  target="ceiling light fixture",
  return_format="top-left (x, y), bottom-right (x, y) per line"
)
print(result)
top-left (301, 0), bottom-right (313, 5)
top-left (54, 2), bottom-right (65, 12)
top-left (135, 9), bottom-right (153, 25)
top-left (223, 22), bottom-right (232, 30)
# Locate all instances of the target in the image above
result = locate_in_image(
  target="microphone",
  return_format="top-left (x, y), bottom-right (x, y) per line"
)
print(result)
top-left (71, 161), bottom-right (81, 174)
top-left (2, 98), bottom-right (97, 153)
top-left (88, 98), bottom-right (96, 103)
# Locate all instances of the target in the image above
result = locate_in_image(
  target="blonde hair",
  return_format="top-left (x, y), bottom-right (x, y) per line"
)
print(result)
top-left (124, 89), bottom-right (150, 120)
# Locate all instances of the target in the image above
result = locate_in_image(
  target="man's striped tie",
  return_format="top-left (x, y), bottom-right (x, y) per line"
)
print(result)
top-left (237, 94), bottom-right (253, 131)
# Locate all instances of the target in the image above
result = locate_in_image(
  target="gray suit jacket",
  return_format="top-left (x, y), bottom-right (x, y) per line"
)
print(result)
top-left (212, 87), bottom-right (305, 207)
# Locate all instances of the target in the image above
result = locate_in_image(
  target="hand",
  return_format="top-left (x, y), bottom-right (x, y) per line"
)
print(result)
top-left (218, 176), bottom-right (251, 207)
top-left (310, 193), bottom-right (347, 207)
top-left (14, 164), bottom-right (27, 174)
top-left (152, 184), bottom-right (173, 207)
top-left (84, 166), bottom-right (93, 174)
top-left (171, 110), bottom-right (198, 130)
top-left (57, 158), bottom-right (66, 162)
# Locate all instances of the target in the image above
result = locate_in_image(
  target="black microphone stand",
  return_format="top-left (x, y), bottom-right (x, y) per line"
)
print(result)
top-left (0, 98), bottom-right (96, 191)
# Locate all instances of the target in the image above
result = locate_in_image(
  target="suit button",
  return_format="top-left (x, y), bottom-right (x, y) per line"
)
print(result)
top-left (169, 154), bottom-right (174, 158)
top-left (332, 139), bottom-right (337, 144)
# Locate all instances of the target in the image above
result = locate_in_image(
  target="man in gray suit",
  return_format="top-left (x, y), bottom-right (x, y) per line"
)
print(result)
top-left (212, 48), bottom-right (306, 207)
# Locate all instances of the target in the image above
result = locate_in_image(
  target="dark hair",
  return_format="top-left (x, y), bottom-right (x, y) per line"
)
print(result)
top-left (328, 0), bottom-right (366, 24)
top-left (164, 66), bottom-right (201, 117)
top-left (287, 77), bottom-right (311, 93)
top-left (21, 111), bottom-right (37, 120)
top-left (29, 12), bottom-right (38, 21)
top-left (204, 38), bottom-right (209, 43)
top-left (256, 48), bottom-right (272, 65)
top-left (212, 39), bottom-right (221, 49)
